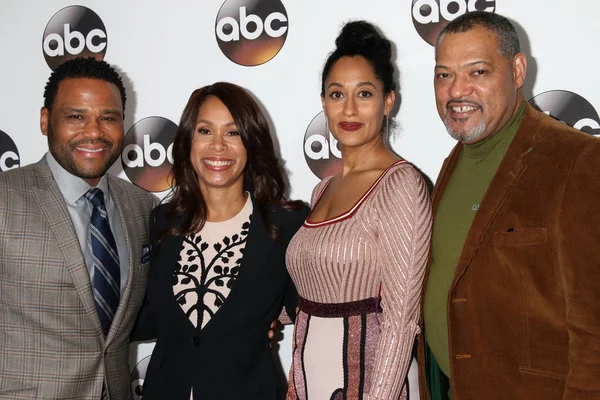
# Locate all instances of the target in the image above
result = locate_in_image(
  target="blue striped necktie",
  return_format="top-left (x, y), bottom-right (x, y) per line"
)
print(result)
top-left (85, 188), bottom-right (120, 336)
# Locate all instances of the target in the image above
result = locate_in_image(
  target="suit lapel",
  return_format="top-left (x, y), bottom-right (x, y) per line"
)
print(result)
top-left (103, 177), bottom-right (134, 344)
top-left (451, 104), bottom-right (541, 285)
top-left (31, 159), bottom-right (104, 337)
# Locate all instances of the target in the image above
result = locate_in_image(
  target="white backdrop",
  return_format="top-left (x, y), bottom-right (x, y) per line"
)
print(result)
top-left (1, 0), bottom-right (599, 397)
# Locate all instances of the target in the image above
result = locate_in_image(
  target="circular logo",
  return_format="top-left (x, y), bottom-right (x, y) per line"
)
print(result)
top-left (215, 0), bottom-right (289, 66)
top-left (303, 111), bottom-right (342, 179)
top-left (412, 0), bottom-right (496, 46)
top-left (530, 91), bottom-right (600, 137)
top-left (130, 355), bottom-right (151, 400)
top-left (42, 6), bottom-right (108, 70)
top-left (0, 130), bottom-right (21, 172)
top-left (121, 117), bottom-right (177, 193)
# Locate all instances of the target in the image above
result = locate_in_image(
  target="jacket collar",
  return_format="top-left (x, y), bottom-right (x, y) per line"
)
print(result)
top-left (432, 103), bottom-right (542, 285)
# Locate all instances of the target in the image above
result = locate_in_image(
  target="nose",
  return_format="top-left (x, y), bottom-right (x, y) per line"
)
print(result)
top-left (210, 133), bottom-right (226, 151)
top-left (343, 96), bottom-right (358, 117)
top-left (83, 117), bottom-right (101, 138)
top-left (449, 74), bottom-right (473, 99)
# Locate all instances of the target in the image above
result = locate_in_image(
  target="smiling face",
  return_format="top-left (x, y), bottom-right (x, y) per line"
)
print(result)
top-left (41, 78), bottom-right (124, 186)
top-left (322, 56), bottom-right (395, 152)
top-left (434, 25), bottom-right (526, 144)
top-left (191, 95), bottom-right (247, 195)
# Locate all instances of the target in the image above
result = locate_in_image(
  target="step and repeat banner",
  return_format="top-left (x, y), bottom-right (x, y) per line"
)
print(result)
top-left (1, 0), bottom-right (599, 398)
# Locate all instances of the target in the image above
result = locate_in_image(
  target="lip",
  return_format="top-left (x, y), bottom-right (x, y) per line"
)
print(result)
top-left (202, 157), bottom-right (234, 171)
top-left (338, 121), bottom-right (364, 132)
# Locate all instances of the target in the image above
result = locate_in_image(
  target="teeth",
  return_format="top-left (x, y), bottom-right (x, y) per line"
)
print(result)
top-left (204, 159), bottom-right (233, 167)
top-left (452, 105), bottom-right (477, 113)
top-left (76, 147), bottom-right (104, 153)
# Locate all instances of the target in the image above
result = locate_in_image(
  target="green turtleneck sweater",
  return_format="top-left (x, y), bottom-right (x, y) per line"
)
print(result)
top-left (424, 102), bottom-right (526, 382)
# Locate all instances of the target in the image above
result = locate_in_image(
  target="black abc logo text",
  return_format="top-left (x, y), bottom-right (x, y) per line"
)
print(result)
top-left (42, 6), bottom-right (107, 70)
top-left (121, 117), bottom-right (177, 193)
top-left (303, 111), bottom-right (342, 180)
top-left (412, 0), bottom-right (495, 45)
top-left (0, 130), bottom-right (20, 172)
top-left (530, 91), bottom-right (600, 137)
top-left (215, 0), bottom-right (289, 66)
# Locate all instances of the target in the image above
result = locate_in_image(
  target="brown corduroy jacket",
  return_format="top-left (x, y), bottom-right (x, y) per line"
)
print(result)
top-left (417, 103), bottom-right (600, 399)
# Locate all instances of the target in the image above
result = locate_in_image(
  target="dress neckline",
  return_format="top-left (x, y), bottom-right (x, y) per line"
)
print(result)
top-left (304, 160), bottom-right (407, 228)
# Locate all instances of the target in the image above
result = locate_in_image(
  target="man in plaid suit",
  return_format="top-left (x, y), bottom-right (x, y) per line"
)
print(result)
top-left (0, 58), bottom-right (156, 399)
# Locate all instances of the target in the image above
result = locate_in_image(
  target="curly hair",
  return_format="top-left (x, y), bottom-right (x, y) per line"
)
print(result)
top-left (43, 57), bottom-right (127, 114)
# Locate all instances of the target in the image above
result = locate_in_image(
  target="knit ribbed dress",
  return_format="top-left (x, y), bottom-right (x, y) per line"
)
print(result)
top-left (286, 160), bottom-right (432, 400)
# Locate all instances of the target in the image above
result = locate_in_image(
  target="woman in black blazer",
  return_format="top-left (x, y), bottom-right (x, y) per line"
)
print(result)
top-left (132, 82), bottom-right (308, 400)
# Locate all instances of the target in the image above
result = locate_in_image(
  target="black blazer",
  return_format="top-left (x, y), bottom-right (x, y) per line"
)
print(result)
top-left (132, 199), bottom-right (309, 400)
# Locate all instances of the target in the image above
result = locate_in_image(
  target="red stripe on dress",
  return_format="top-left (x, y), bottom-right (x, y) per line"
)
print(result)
top-left (304, 160), bottom-right (408, 228)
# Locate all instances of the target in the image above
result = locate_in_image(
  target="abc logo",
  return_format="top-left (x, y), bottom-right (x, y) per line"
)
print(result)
top-left (121, 117), bottom-right (177, 193)
top-left (304, 111), bottom-right (342, 179)
top-left (215, 0), bottom-right (289, 66)
top-left (412, 0), bottom-right (496, 45)
top-left (530, 91), bottom-right (600, 137)
top-left (42, 6), bottom-right (107, 70)
top-left (130, 355), bottom-right (151, 400)
top-left (0, 130), bottom-right (20, 172)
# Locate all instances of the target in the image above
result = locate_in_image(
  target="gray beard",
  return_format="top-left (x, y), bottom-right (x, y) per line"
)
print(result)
top-left (444, 116), bottom-right (486, 143)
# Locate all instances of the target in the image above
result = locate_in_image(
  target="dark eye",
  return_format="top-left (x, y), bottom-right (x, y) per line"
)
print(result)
top-left (473, 70), bottom-right (486, 76)
top-left (227, 130), bottom-right (240, 136)
top-left (197, 128), bottom-right (210, 135)
top-left (68, 115), bottom-right (83, 119)
top-left (436, 72), bottom-right (450, 79)
top-left (329, 91), bottom-right (343, 99)
top-left (358, 90), bottom-right (372, 98)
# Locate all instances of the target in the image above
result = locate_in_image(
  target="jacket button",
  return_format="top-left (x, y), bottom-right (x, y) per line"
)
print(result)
top-left (192, 336), bottom-right (201, 346)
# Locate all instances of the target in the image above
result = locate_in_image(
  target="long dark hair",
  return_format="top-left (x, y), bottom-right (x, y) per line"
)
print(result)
top-left (161, 82), bottom-right (303, 241)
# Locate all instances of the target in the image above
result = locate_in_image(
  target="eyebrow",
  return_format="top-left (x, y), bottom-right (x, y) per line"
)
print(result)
top-left (435, 60), bottom-right (492, 69)
top-left (59, 107), bottom-right (86, 114)
top-left (59, 107), bottom-right (122, 116)
top-left (195, 119), bottom-right (236, 127)
top-left (102, 109), bottom-right (123, 116)
top-left (326, 81), bottom-right (377, 89)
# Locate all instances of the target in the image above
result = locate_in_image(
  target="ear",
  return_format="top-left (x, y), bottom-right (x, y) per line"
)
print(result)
top-left (384, 90), bottom-right (396, 115)
top-left (512, 53), bottom-right (527, 89)
top-left (321, 94), bottom-right (326, 111)
top-left (40, 107), bottom-right (49, 137)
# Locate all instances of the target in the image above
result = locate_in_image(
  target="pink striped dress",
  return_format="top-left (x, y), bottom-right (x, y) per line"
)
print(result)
top-left (286, 160), bottom-right (432, 400)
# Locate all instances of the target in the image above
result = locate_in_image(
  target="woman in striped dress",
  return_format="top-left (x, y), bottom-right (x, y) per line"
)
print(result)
top-left (286, 21), bottom-right (432, 400)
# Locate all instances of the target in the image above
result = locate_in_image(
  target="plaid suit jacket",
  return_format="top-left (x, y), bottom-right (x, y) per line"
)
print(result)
top-left (0, 156), bottom-right (156, 399)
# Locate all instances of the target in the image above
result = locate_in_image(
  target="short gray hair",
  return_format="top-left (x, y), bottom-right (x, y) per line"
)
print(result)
top-left (435, 11), bottom-right (520, 59)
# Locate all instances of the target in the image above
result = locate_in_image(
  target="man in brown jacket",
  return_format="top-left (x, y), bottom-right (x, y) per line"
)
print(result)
top-left (420, 11), bottom-right (600, 399)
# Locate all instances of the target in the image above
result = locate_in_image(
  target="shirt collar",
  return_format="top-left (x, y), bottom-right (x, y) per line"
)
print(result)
top-left (46, 152), bottom-right (109, 205)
